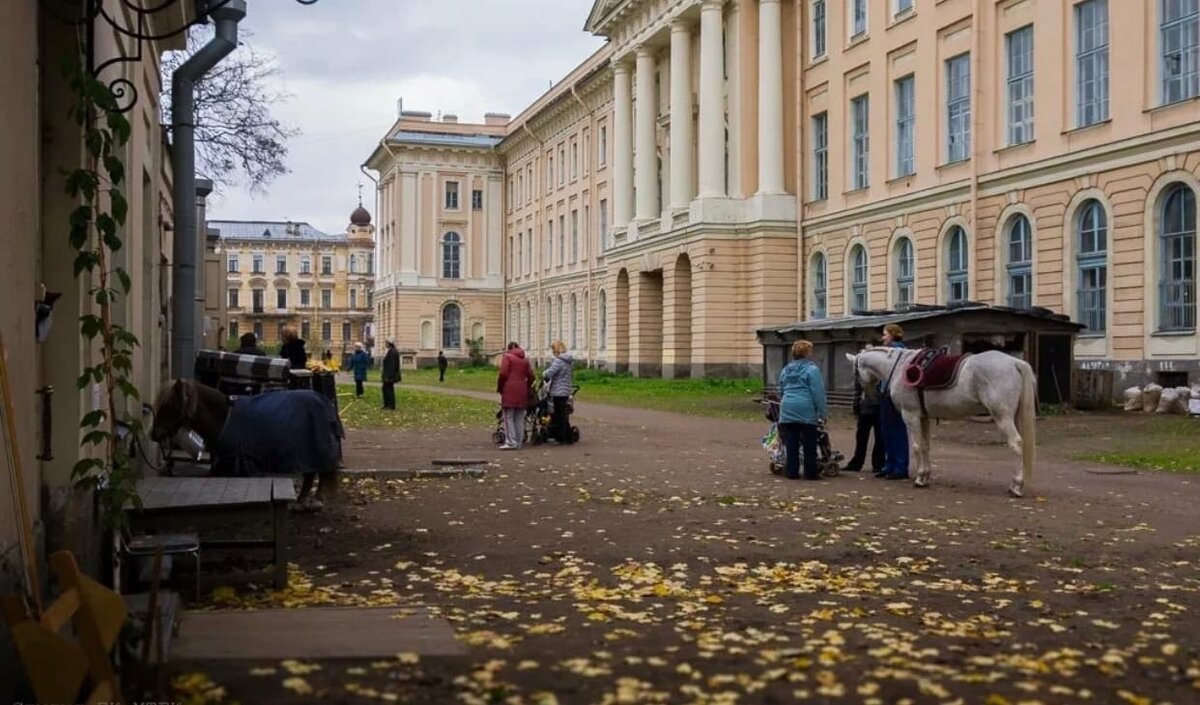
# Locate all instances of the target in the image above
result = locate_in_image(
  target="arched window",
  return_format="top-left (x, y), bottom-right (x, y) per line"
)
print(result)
top-left (1077, 200), bottom-right (1108, 334)
top-left (849, 245), bottom-right (868, 312)
top-left (946, 226), bottom-right (969, 304)
top-left (442, 232), bottom-right (462, 279)
top-left (524, 302), bottom-right (532, 347)
top-left (810, 253), bottom-right (827, 319)
top-left (1006, 215), bottom-right (1033, 308)
top-left (546, 297), bottom-right (553, 345)
top-left (556, 295), bottom-right (564, 344)
top-left (570, 294), bottom-right (578, 349)
top-left (1160, 184), bottom-right (1196, 331)
top-left (349, 254), bottom-right (356, 273)
top-left (598, 289), bottom-right (608, 350)
top-left (442, 303), bottom-right (461, 348)
top-left (895, 237), bottom-right (915, 306)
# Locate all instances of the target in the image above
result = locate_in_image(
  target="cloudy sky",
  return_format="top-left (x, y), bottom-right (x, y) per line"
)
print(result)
top-left (207, 0), bottom-right (605, 233)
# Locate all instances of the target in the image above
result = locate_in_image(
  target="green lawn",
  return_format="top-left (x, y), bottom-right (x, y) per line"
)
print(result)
top-left (335, 384), bottom-right (494, 430)
top-left (1076, 415), bottom-right (1200, 474)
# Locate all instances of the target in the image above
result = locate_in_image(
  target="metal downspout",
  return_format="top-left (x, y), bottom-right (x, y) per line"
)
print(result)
top-left (970, 0), bottom-right (983, 305)
top-left (522, 122), bottom-right (547, 363)
top-left (571, 82), bottom-right (599, 367)
top-left (170, 0), bottom-right (246, 378)
top-left (359, 163), bottom-right (379, 344)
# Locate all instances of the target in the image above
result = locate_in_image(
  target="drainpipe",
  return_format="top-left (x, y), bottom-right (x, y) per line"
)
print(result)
top-left (359, 163), bottom-right (378, 344)
top-left (195, 178), bottom-right (213, 350)
top-left (571, 81), bottom-right (599, 367)
top-left (522, 121), bottom-right (547, 364)
top-left (171, 0), bottom-right (247, 379)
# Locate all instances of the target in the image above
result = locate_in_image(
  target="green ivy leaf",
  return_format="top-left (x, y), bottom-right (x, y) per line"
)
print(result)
top-left (115, 267), bottom-right (132, 294)
top-left (73, 252), bottom-right (99, 277)
top-left (71, 458), bottom-right (103, 481)
top-left (65, 170), bottom-right (98, 200)
top-left (116, 378), bottom-right (140, 400)
top-left (96, 212), bottom-right (116, 239)
top-left (114, 326), bottom-right (139, 347)
top-left (107, 111), bottom-right (132, 146)
top-left (85, 130), bottom-right (104, 160)
top-left (80, 409), bottom-right (106, 429)
top-left (103, 155), bottom-right (125, 186)
top-left (80, 314), bottom-right (102, 339)
top-left (76, 370), bottom-right (94, 390)
top-left (110, 190), bottom-right (128, 226)
top-left (82, 430), bottom-right (109, 447)
top-left (94, 288), bottom-right (110, 306)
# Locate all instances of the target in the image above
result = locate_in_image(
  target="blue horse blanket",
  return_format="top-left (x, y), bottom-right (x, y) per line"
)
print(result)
top-left (214, 390), bottom-right (342, 477)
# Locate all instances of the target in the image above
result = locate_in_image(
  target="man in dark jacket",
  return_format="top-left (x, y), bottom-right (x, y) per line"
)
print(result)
top-left (233, 332), bottom-right (266, 356)
top-left (349, 342), bottom-right (371, 397)
top-left (380, 340), bottom-right (401, 410)
top-left (843, 371), bottom-right (884, 473)
top-left (437, 351), bottom-right (448, 382)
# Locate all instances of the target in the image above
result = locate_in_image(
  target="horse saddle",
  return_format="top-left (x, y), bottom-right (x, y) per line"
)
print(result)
top-left (903, 348), bottom-right (971, 391)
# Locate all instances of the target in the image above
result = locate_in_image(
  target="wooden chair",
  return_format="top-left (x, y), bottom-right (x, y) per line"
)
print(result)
top-left (1, 551), bottom-right (127, 705)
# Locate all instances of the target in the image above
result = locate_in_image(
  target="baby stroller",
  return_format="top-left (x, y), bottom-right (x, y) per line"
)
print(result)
top-left (761, 394), bottom-right (841, 477)
top-left (529, 383), bottom-right (581, 445)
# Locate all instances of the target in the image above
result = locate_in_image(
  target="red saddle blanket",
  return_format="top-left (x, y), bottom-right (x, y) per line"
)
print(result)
top-left (903, 350), bottom-right (971, 390)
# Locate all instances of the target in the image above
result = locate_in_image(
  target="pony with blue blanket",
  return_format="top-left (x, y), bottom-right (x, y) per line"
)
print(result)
top-left (150, 379), bottom-right (342, 510)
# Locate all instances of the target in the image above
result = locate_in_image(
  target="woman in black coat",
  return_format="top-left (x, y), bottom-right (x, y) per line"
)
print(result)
top-left (279, 325), bottom-right (308, 370)
top-left (380, 341), bottom-right (401, 410)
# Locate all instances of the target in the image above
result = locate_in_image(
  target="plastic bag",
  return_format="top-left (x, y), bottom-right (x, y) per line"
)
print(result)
top-left (1155, 388), bottom-right (1178, 414)
top-left (762, 426), bottom-right (785, 466)
top-left (1123, 386), bottom-right (1143, 412)
top-left (1142, 384), bottom-right (1163, 414)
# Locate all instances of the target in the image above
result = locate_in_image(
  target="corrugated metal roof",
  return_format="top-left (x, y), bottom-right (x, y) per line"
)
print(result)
top-left (389, 131), bottom-right (503, 149)
top-left (758, 303), bottom-right (1083, 336)
top-left (209, 220), bottom-right (346, 242)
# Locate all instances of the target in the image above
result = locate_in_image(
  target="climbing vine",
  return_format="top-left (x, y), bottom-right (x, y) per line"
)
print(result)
top-left (65, 59), bottom-right (143, 529)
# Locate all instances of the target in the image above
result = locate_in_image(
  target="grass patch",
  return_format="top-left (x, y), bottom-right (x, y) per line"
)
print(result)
top-left (1076, 415), bottom-right (1200, 474)
top-left (336, 384), bottom-right (494, 430)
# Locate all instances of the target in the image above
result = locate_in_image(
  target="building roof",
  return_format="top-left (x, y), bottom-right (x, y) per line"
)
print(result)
top-left (757, 303), bottom-right (1083, 338)
top-left (388, 131), bottom-right (503, 149)
top-left (210, 220), bottom-right (346, 243)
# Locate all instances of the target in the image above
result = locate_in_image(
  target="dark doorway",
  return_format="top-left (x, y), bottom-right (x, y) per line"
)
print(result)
top-left (1036, 334), bottom-right (1072, 405)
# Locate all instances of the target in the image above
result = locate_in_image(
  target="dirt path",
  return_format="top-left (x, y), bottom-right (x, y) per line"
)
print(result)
top-left (177, 391), bottom-right (1200, 705)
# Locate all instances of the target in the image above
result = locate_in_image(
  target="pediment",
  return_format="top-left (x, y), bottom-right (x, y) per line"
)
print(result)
top-left (584, 0), bottom-right (626, 34)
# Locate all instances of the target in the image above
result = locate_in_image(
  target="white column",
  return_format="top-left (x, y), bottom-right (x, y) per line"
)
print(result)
top-left (612, 61), bottom-right (635, 227)
top-left (757, 0), bottom-right (784, 194)
top-left (698, 0), bottom-right (726, 198)
top-left (669, 20), bottom-right (694, 209)
top-left (635, 46), bottom-right (659, 221)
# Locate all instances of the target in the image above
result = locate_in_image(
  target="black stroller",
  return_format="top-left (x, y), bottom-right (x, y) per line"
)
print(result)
top-left (530, 383), bottom-right (580, 445)
top-left (761, 393), bottom-right (841, 477)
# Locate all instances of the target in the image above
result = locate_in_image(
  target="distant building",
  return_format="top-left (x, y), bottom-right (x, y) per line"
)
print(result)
top-left (212, 205), bottom-right (376, 355)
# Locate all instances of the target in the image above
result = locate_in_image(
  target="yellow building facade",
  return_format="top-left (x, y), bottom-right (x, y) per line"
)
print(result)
top-left (213, 212), bottom-right (376, 356)
top-left (370, 0), bottom-right (1200, 389)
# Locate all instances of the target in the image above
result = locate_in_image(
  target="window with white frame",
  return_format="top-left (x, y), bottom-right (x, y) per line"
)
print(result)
top-left (895, 238), bottom-right (914, 305)
top-left (228, 320), bottom-right (239, 340)
top-left (559, 145), bottom-right (566, 185)
top-left (1159, 184), bottom-right (1196, 331)
top-left (570, 294), bottom-right (578, 349)
top-left (472, 189), bottom-right (483, 210)
top-left (598, 289), bottom-right (608, 349)
top-left (343, 321), bottom-right (352, 342)
top-left (895, 0), bottom-right (913, 16)
top-left (895, 76), bottom-right (915, 177)
top-left (811, 253), bottom-right (827, 319)
top-left (527, 228), bottom-right (534, 271)
top-left (252, 254), bottom-right (264, 273)
top-left (321, 256), bottom-right (332, 275)
top-left (251, 288), bottom-right (264, 312)
top-left (1076, 0), bottom-right (1109, 127)
top-left (1006, 25), bottom-right (1035, 145)
top-left (350, 289), bottom-right (358, 309)
top-left (275, 255), bottom-right (287, 274)
top-left (1076, 199), bottom-right (1108, 334)
top-left (300, 288), bottom-right (311, 307)
top-left (1162, 0), bottom-right (1200, 104)
top-left (946, 226), bottom-right (969, 304)
top-left (321, 288), bottom-right (332, 309)
top-left (571, 140), bottom-right (578, 179)
top-left (946, 54), bottom-right (971, 162)
top-left (547, 157), bottom-right (553, 192)
top-left (812, 112), bottom-right (828, 200)
top-left (1006, 215), bottom-right (1034, 308)
top-left (445, 181), bottom-right (460, 209)
top-left (599, 125), bottom-right (608, 165)
top-left (556, 296), bottom-right (563, 343)
top-left (349, 254), bottom-right (357, 274)
top-left (228, 288), bottom-right (239, 308)
top-left (276, 288), bottom-right (287, 310)
top-left (321, 321), bottom-right (331, 341)
top-left (599, 199), bottom-right (609, 251)
top-left (849, 245), bottom-right (868, 312)
top-left (442, 232), bottom-right (462, 279)
top-left (812, 0), bottom-right (827, 58)
top-left (547, 220), bottom-right (553, 269)
top-left (546, 298), bottom-right (553, 344)
top-left (851, 0), bottom-right (867, 37)
top-left (851, 95), bottom-right (870, 190)
top-left (442, 303), bottom-right (462, 348)
top-left (300, 256), bottom-right (311, 274)
top-left (228, 254), bottom-right (239, 273)
top-left (517, 233), bottom-right (524, 276)
top-left (571, 210), bottom-right (579, 263)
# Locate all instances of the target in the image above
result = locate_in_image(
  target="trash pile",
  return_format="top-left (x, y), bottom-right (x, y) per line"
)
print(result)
top-left (1122, 383), bottom-right (1200, 415)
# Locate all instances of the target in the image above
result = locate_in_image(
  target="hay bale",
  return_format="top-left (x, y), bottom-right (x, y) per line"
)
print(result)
top-left (1142, 384), bottom-right (1163, 413)
top-left (1123, 386), bottom-right (1143, 412)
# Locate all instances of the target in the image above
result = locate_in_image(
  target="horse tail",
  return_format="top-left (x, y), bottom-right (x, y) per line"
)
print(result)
top-left (1017, 361), bottom-right (1037, 489)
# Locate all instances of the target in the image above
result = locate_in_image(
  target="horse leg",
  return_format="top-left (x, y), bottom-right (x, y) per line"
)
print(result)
top-left (900, 408), bottom-right (926, 486)
top-left (992, 412), bottom-right (1025, 497)
top-left (913, 415), bottom-right (932, 488)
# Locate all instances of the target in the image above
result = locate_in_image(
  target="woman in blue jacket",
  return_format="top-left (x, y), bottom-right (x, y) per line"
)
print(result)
top-left (776, 339), bottom-right (828, 480)
top-left (349, 342), bottom-right (370, 397)
top-left (878, 323), bottom-right (909, 479)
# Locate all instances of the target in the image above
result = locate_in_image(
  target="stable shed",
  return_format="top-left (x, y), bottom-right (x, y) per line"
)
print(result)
top-left (756, 304), bottom-right (1085, 406)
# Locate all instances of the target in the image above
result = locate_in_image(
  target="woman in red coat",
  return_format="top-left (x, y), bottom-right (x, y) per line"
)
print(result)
top-left (496, 342), bottom-right (535, 449)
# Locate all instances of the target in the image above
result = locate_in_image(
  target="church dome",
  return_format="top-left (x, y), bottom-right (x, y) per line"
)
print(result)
top-left (350, 204), bottom-right (372, 226)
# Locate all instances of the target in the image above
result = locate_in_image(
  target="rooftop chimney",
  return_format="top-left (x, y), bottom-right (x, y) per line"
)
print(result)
top-left (400, 110), bottom-right (432, 122)
top-left (484, 112), bottom-right (511, 126)
top-left (442, 114), bottom-right (458, 123)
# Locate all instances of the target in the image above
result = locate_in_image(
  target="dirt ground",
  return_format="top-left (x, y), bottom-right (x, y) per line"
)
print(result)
top-left (175, 397), bottom-right (1200, 705)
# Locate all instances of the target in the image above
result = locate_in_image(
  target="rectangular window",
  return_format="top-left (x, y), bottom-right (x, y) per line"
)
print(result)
top-left (559, 215), bottom-right (566, 266)
top-left (228, 288), bottom-right (239, 308)
top-left (343, 321), bottom-right (352, 342)
top-left (571, 140), bottom-right (578, 179)
top-left (559, 146), bottom-right (566, 185)
top-left (252, 254), bottom-right (264, 274)
top-left (946, 54), bottom-right (972, 162)
top-left (275, 255), bottom-right (287, 274)
top-left (472, 189), bottom-right (483, 210)
top-left (321, 256), bottom-right (332, 275)
top-left (253, 322), bottom-right (263, 340)
top-left (300, 288), bottom-right (311, 307)
top-left (851, 95), bottom-right (870, 190)
top-left (321, 321), bottom-right (331, 342)
top-left (301, 320), bottom-right (310, 340)
top-left (547, 157), bottom-right (554, 192)
top-left (852, 0), bottom-right (867, 36)
top-left (1076, 0), bottom-right (1109, 127)
top-left (517, 234), bottom-right (524, 276)
top-left (321, 289), bottom-right (332, 309)
top-left (350, 289), bottom-right (358, 309)
top-left (812, 113), bottom-right (828, 200)
top-left (895, 0), bottom-right (913, 16)
top-left (583, 204), bottom-right (590, 259)
top-left (228, 255), bottom-right (239, 273)
top-left (583, 134), bottom-right (590, 174)
top-left (571, 210), bottom-right (579, 263)
top-left (445, 181), bottom-right (460, 209)
top-left (895, 76), bottom-right (915, 177)
top-left (547, 220), bottom-right (553, 269)
top-left (1006, 25), bottom-right (1035, 145)
top-left (300, 256), bottom-right (311, 274)
top-left (813, 0), bottom-right (827, 58)
top-left (599, 126), bottom-right (608, 165)
top-left (276, 288), bottom-right (287, 310)
top-left (527, 229), bottom-right (534, 272)
top-left (599, 199), bottom-right (609, 251)
top-left (1162, 0), bottom-right (1200, 104)
top-left (252, 289), bottom-right (264, 313)
top-left (229, 320), bottom-right (239, 340)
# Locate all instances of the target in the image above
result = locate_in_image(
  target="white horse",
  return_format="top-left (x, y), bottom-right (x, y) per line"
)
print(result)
top-left (846, 347), bottom-right (1038, 497)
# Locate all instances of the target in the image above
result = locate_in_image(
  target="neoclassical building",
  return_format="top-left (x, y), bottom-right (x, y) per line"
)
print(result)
top-left (213, 208), bottom-right (376, 355)
top-left (370, 0), bottom-right (1200, 387)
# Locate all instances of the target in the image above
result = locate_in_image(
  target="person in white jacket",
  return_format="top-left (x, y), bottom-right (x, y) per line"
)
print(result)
top-left (542, 340), bottom-right (575, 444)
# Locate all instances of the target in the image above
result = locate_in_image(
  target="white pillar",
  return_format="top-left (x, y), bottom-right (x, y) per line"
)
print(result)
top-left (698, 0), bottom-right (726, 198)
top-left (669, 20), bottom-right (694, 210)
top-left (635, 46), bottom-right (659, 221)
top-left (612, 61), bottom-right (635, 227)
top-left (757, 0), bottom-right (784, 194)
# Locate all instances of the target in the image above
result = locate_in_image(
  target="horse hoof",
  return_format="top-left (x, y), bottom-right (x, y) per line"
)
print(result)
top-left (1008, 486), bottom-right (1024, 498)
top-left (913, 480), bottom-right (929, 488)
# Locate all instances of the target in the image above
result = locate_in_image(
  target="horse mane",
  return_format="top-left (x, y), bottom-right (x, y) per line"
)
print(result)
top-left (156, 379), bottom-right (201, 420)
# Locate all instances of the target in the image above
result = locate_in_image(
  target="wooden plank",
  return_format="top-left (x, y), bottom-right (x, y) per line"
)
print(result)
top-left (272, 477), bottom-right (297, 502)
top-left (246, 478), bottom-right (271, 504)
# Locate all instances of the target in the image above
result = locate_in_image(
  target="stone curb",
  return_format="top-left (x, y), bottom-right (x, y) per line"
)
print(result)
top-left (342, 467), bottom-right (487, 480)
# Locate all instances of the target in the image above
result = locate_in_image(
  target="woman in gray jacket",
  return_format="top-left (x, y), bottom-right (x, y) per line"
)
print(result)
top-left (543, 340), bottom-right (575, 444)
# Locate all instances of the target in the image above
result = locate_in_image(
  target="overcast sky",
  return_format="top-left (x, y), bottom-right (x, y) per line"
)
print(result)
top-left (207, 0), bottom-right (605, 233)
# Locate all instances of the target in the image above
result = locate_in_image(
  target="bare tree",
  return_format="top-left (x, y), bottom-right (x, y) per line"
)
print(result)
top-left (162, 28), bottom-right (300, 193)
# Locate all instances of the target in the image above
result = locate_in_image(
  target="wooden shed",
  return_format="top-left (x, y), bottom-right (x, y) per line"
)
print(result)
top-left (756, 304), bottom-right (1085, 406)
